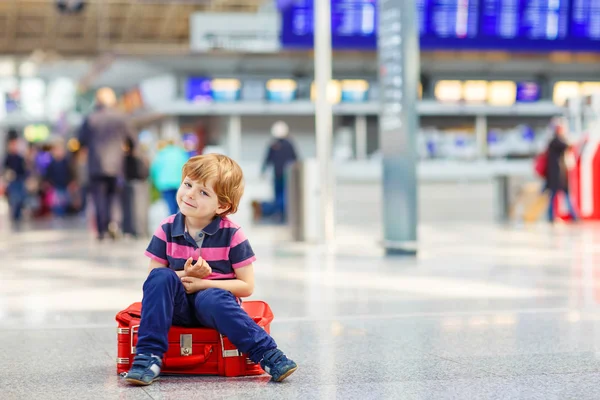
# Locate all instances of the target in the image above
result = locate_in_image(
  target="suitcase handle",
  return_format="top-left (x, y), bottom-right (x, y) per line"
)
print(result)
top-left (162, 345), bottom-right (213, 369)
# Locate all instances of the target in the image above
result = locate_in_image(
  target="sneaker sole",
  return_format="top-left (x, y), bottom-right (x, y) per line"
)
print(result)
top-left (275, 366), bottom-right (298, 382)
top-left (124, 376), bottom-right (159, 386)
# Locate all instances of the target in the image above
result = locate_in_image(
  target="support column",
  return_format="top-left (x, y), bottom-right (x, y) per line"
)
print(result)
top-left (228, 115), bottom-right (242, 161)
top-left (355, 115), bottom-right (367, 160)
top-left (378, 0), bottom-right (420, 255)
top-left (314, 0), bottom-right (335, 244)
top-left (475, 115), bottom-right (488, 159)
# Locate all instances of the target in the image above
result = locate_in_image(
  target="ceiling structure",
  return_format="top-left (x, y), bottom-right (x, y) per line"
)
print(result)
top-left (2, 0), bottom-right (600, 91)
top-left (0, 0), bottom-right (270, 56)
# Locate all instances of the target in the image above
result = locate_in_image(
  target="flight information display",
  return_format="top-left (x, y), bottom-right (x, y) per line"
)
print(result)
top-left (571, 0), bottom-right (600, 40)
top-left (280, 0), bottom-right (600, 51)
top-left (421, 0), bottom-right (480, 38)
top-left (280, 0), bottom-right (377, 49)
top-left (481, 0), bottom-right (568, 40)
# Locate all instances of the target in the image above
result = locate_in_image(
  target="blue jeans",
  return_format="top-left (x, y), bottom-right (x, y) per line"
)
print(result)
top-left (6, 179), bottom-right (26, 221)
top-left (548, 189), bottom-right (578, 221)
top-left (161, 189), bottom-right (179, 215)
top-left (52, 187), bottom-right (69, 217)
top-left (136, 268), bottom-right (277, 363)
top-left (261, 176), bottom-right (286, 220)
top-left (90, 176), bottom-right (117, 236)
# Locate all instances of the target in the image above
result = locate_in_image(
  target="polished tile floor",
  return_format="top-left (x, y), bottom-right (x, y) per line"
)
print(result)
top-left (2, 201), bottom-right (600, 399)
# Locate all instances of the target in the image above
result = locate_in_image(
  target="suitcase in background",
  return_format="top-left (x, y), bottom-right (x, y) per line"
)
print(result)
top-left (522, 192), bottom-right (550, 223)
top-left (116, 300), bottom-right (273, 377)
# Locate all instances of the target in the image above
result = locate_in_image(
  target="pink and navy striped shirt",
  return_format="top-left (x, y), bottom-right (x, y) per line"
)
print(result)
top-left (145, 213), bottom-right (256, 280)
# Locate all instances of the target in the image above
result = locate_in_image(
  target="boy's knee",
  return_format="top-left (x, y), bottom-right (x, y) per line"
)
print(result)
top-left (195, 288), bottom-right (231, 309)
top-left (145, 268), bottom-right (178, 287)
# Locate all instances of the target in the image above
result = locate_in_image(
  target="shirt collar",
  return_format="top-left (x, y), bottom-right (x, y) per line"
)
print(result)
top-left (172, 212), bottom-right (221, 237)
top-left (202, 216), bottom-right (222, 235)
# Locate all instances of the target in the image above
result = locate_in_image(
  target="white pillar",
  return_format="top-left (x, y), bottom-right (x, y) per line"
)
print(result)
top-left (314, 0), bottom-right (335, 244)
top-left (228, 115), bottom-right (242, 161)
top-left (355, 115), bottom-right (367, 160)
top-left (475, 115), bottom-right (487, 159)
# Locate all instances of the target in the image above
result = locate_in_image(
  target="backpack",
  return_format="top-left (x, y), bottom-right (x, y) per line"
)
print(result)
top-left (534, 151), bottom-right (548, 178)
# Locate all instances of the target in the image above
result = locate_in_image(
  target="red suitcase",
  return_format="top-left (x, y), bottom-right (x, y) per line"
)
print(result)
top-left (116, 300), bottom-right (274, 377)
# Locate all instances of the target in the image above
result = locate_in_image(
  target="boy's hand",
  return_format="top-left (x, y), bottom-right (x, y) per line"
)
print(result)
top-left (184, 257), bottom-right (212, 279)
top-left (181, 276), bottom-right (207, 294)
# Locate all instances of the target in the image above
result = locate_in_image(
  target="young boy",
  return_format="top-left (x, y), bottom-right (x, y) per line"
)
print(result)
top-left (125, 154), bottom-right (297, 386)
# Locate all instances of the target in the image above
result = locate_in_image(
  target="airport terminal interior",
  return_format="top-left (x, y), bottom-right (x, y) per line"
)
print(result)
top-left (2, 0), bottom-right (600, 399)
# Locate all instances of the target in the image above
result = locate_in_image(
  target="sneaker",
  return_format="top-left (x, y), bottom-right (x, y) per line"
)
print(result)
top-left (260, 348), bottom-right (298, 382)
top-left (124, 354), bottom-right (162, 386)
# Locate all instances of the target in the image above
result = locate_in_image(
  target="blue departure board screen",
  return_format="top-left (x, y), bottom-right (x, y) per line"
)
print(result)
top-left (481, 0), bottom-right (568, 41)
top-left (280, 0), bottom-right (377, 49)
top-left (280, 0), bottom-right (600, 51)
top-left (422, 0), bottom-right (480, 38)
top-left (468, 0), bottom-right (572, 50)
top-left (571, 0), bottom-right (600, 40)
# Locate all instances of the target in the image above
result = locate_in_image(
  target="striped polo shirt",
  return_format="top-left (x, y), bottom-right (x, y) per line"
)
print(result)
top-left (145, 213), bottom-right (256, 280)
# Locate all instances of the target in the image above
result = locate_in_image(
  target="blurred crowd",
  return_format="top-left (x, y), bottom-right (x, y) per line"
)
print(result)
top-left (1, 87), bottom-right (300, 236)
top-left (1, 131), bottom-right (86, 222)
top-left (0, 87), bottom-right (188, 239)
top-left (0, 125), bottom-right (195, 236)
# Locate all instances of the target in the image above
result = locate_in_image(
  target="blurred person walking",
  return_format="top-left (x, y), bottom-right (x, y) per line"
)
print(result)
top-left (78, 87), bottom-right (136, 240)
top-left (72, 148), bottom-right (89, 215)
top-left (121, 137), bottom-right (149, 237)
top-left (545, 123), bottom-right (578, 222)
top-left (2, 131), bottom-right (28, 223)
top-left (150, 140), bottom-right (189, 215)
top-left (252, 121), bottom-right (298, 222)
top-left (44, 140), bottom-right (73, 217)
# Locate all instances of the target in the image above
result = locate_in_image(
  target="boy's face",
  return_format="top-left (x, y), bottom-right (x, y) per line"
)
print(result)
top-left (177, 176), bottom-right (229, 221)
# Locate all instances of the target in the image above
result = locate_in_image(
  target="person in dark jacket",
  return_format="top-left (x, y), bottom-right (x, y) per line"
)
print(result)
top-left (545, 124), bottom-right (577, 222)
top-left (78, 87), bottom-right (136, 240)
top-left (2, 132), bottom-right (28, 223)
top-left (252, 121), bottom-right (298, 222)
top-left (121, 137), bottom-right (149, 237)
top-left (44, 141), bottom-right (73, 217)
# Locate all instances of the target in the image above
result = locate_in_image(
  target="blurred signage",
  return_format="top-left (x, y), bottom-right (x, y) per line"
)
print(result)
top-left (187, 77), bottom-right (212, 103)
top-left (554, 81), bottom-right (581, 106)
top-left (515, 81), bottom-right (540, 103)
top-left (340, 80), bottom-right (369, 102)
top-left (581, 82), bottom-right (600, 96)
top-left (211, 79), bottom-right (241, 102)
top-left (266, 79), bottom-right (297, 102)
top-left (489, 81), bottom-right (517, 106)
top-left (432, 80), bottom-right (541, 105)
top-left (463, 80), bottom-right (488, 104)
top-left (434, 80), bottom-right (463, 103)
top-left (190, 12), bottom-right (280, 53)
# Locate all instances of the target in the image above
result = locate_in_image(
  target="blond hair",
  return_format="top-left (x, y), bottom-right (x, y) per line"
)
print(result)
top-left (182, 154), bottom-right (244, 216)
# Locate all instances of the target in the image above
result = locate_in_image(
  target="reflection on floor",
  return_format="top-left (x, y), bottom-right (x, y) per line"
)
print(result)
top-left (2, 212), bottom-right (600, 399)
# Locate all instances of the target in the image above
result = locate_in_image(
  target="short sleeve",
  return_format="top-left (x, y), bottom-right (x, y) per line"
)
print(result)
top-left (145, 224), bottom-right (168, 265)
top-left (229, 227), bottom-right (256, 269)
